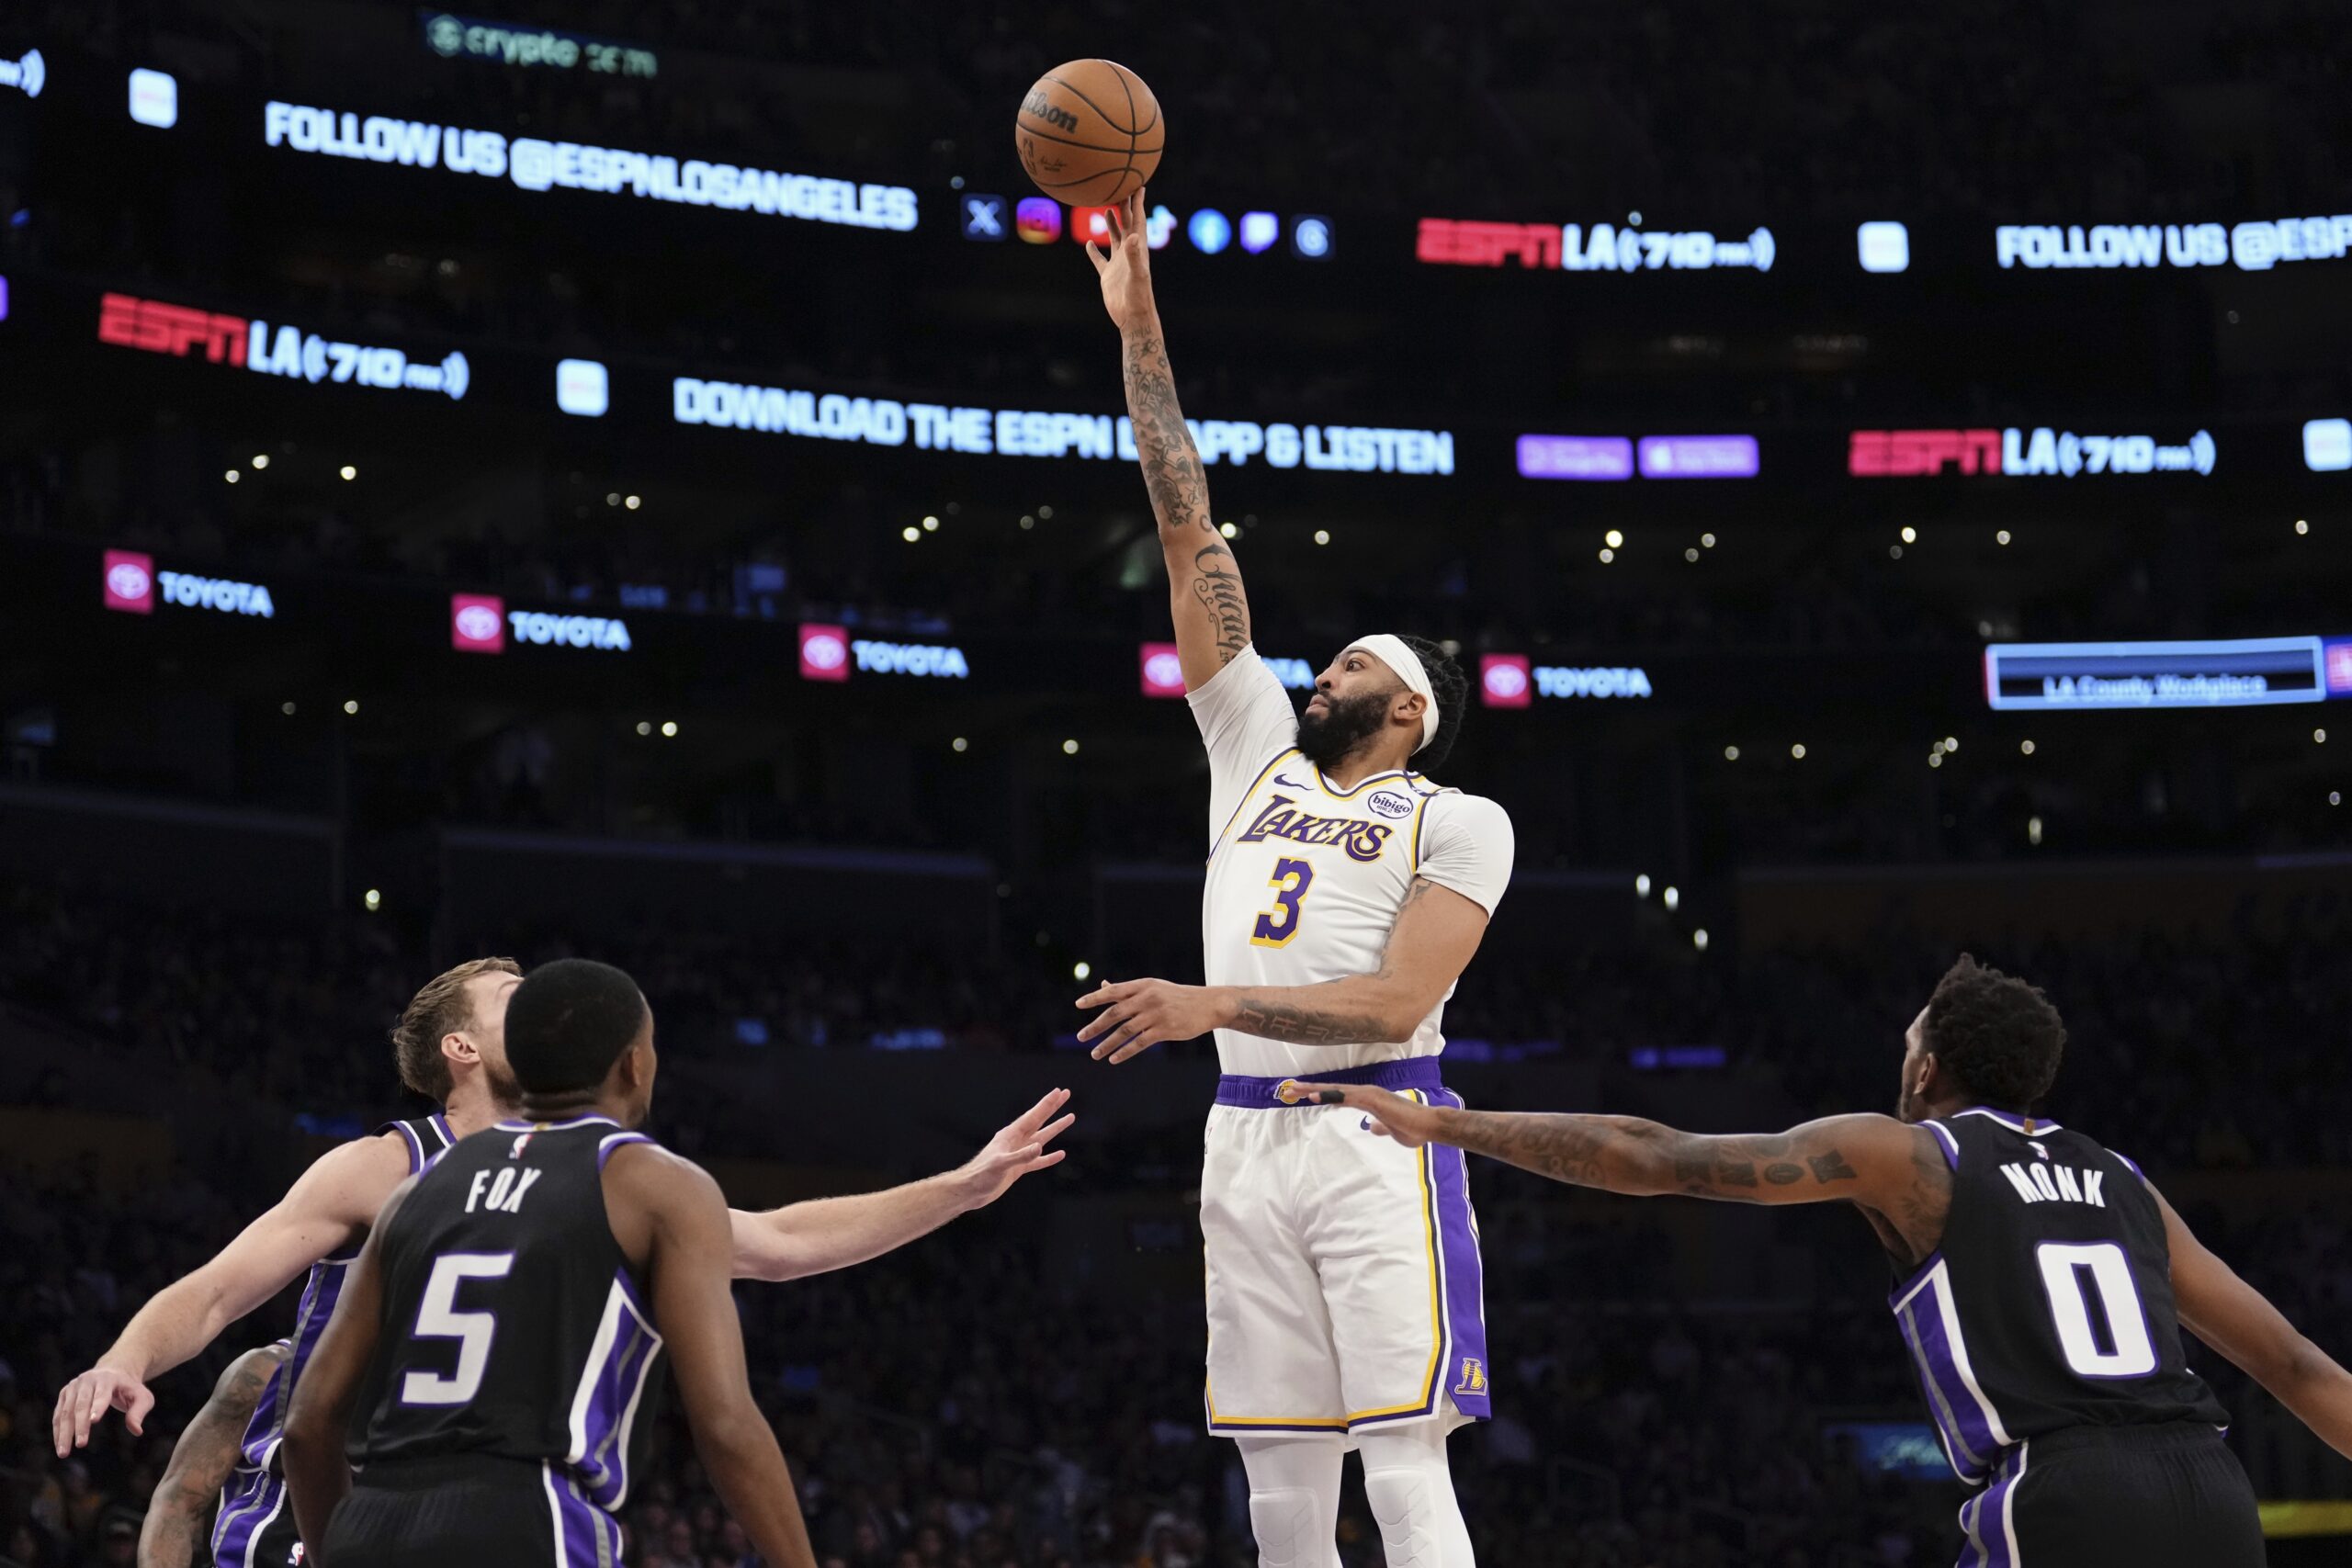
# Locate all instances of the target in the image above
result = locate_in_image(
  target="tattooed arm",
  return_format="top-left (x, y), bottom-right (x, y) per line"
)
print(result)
top-left (1080, 878), bottom-right (1491, 1061)
top-left (1087, 187), bottom-right (1250, 689)
top-left (1303, 1090), bottom-right (1951, 1257)
top-left (138, 1344), bottom-right (286, 1568)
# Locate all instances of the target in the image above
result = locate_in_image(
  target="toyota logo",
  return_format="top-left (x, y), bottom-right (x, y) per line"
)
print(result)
top-left (802, 633), bottom-right (847, 670)
top-left (107, 561), bottom-right (151, 600)
top-left (1144, 651), bottom-right (1183, 689)
top-left (454, 604), bottom-right (502, 642)
top-left (1484, 662), bottom-right (1529, 700)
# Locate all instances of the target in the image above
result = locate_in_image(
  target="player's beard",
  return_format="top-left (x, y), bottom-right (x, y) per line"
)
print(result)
top-left (483, 1055), bottom-right (524, 1109)
top-left (1296, 690), bottom-right (1395, 771)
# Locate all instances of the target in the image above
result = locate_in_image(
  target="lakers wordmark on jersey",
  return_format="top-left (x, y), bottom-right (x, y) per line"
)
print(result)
top-left (1190, 648), bottom-right (1513, 1078)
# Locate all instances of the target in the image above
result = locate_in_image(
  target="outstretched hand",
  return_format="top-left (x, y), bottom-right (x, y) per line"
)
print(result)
top-left (1286, 1081), bottom-right (1442, 1148)
top-left (1084, 187), bottom-right (1157, 332)
top-left (952, 1088), bottom-right (1076, 1210)
top-left (52, 1364), bottom-right (154, 1456)
top-left (1077, 977), bottom-right (1224, 1063)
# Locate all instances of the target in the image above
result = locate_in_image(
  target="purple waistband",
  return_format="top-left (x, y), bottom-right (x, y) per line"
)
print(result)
top-left (1215, 1057), bottom-right (1445, 1108)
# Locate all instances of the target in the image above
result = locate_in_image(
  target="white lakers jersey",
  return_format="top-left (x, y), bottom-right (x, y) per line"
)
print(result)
top-left (1190, 647), bottom-right (1515, 1077)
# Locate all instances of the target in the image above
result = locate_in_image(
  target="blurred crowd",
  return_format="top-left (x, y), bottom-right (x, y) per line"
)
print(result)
top-left (6, 874), bottom-right (2347, 1166)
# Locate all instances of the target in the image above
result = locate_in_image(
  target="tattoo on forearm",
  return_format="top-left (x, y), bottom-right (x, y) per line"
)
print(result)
top-left (145, 1354), bottom-right (278, 1565)
top-left (1228, 998), bottom-right (1397, 1046)
top-left (1191, 545), bottom-right (1249, 663)
top-left (1438, 1115), bottom-right (1871, 1207)
top-left (1228, 883), bottom-right (1441, 1045)
top-left (1124, 332), bottom-right (1248, 664)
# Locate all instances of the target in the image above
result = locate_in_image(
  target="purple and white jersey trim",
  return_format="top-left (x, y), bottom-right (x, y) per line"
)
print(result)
top-left (1892, 1255), bottom-right (2015, 1483)
top-left (564, 1272), bottom-right (665, 1510)
top-left (235, 1254), bottom-right (353, 1472)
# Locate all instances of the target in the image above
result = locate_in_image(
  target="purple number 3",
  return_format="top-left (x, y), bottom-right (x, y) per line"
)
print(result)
top-left (1250, 857), bottom-right (1316, 947)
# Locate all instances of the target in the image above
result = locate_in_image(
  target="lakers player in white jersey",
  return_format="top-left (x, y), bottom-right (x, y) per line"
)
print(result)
top-left (1080, 190), bottom-right (1514, 1568)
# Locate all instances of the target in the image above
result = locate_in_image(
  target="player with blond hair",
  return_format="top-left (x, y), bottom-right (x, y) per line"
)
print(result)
top-left (57, 956), bottom-right (1071, 1568)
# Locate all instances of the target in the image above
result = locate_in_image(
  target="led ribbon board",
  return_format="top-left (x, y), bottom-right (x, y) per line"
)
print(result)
top-left (263, 102), bottom-right (917, 231)
top-left (1984, 637), bottom-right (2328, 711)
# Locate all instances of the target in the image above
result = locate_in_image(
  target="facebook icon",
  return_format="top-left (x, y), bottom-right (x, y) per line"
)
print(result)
top-left (961, 194), bottom-right (1009, 242)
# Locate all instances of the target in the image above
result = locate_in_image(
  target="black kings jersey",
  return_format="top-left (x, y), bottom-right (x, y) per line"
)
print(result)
top-left (1890, 1107), bottom-right (2227, 1483)
top-left (357, 1115), bottom-right (666, 1517)
top-left (214, 1114), bottom-right (453, 1568)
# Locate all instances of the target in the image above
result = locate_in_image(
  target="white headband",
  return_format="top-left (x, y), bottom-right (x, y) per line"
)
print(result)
top-left (1346, 633), bottom-right (1440, 753)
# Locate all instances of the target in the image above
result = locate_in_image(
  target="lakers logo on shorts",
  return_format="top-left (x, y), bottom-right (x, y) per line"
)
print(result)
top-left (1453, 1357), bottom-right (1487, 1395)
top-left (1273, 1078), bottom-right (1314, 1105)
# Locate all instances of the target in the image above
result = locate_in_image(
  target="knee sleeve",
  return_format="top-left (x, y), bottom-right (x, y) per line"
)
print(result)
top-left (1362, 1461), bottom-right (1442, 1568)
top-left (1238, 1437), bottom-right (1343, 1568)
top-left (1357, 1427), bottom-right (1476, 1568)
top-left (1247, 1486), bottom-right (1322, 1568)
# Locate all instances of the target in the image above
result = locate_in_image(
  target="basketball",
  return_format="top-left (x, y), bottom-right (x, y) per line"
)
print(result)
top-left (1014, 59), bottom-right (1163, 208)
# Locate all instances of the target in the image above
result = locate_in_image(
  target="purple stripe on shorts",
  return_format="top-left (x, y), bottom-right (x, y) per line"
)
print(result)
top-left (1427, 1088), bottom-right (1490, 1419)
top-left (1958, 1442), bottom-right (2025, 1568)
top-left (209, 1472), bottom-right (279, 1568)
top-left (548, 1465), bottom-right (600, 1567)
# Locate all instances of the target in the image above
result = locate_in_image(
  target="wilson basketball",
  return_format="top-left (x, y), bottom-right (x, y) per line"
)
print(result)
top-left (1014, 59), bottom-right (1163, 208)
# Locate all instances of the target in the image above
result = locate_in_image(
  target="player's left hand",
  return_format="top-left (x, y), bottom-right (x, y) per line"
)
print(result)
top-left (1077, 978), bottom-right (1223, 1063)
top-left (951, 1088), bottom-right (1076, 1210)
top-left (1291, 1082), bottom-right (1441, 1147)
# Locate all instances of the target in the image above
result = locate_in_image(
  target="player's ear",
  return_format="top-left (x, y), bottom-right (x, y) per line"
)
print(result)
top-left (442, 1032), bottom-right (480, 1070)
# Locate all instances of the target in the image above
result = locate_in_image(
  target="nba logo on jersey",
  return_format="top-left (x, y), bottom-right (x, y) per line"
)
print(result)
top-left (509, 1133), bottom-right (534, 1159)
top-left (1453, 1358), bottom-right (1487, 1395)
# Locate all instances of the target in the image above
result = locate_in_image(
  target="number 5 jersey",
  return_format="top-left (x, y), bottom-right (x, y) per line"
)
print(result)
top-left (356, 1115), bottom-right (668, 1529)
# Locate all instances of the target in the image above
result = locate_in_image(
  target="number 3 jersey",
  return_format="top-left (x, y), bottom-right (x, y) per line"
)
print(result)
top-left (356, 1115), bottom-right (668, 1516)
top-left (1190, 647), bottom-right (1515, 1078)
top-left (1892, 1107), bottom-right (2228, 1483)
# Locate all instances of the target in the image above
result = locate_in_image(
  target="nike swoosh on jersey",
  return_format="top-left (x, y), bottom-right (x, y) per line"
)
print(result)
top-left (1273, 773), bottom-right (1306, 789)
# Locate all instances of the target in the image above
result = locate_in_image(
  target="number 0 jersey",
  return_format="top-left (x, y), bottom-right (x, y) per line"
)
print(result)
top-left (356, 1115), bottom-right (668, 1517)
top-left (1892, 1108), bottom-right (2228, 1483)
top-left (1190, 647), bottom-right (1514, 1078)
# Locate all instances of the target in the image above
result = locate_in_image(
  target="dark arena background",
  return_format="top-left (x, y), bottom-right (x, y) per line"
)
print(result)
top-left (3, 2), bottom-right (2351, 1565)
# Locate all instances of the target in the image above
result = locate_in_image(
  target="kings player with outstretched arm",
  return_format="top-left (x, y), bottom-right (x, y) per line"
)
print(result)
top-left (1078, 189), bottom-right (1513, 1568)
